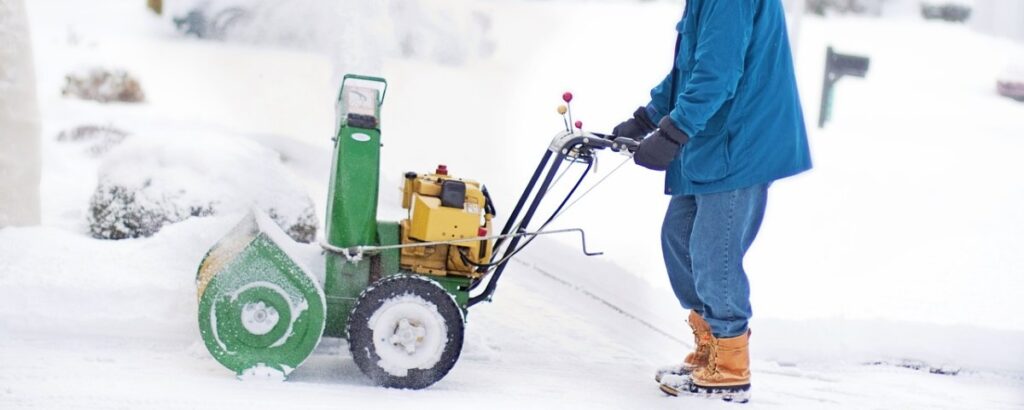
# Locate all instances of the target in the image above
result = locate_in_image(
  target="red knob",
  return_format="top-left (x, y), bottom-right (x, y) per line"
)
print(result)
top-left (562, 92), bottom-right (573, 103)
top-left (574, 120), bottom-right (583, 129)
top-left (435, 164), bottom-right (448, 175)
top-left (478, 227), bottom-right (488, 237)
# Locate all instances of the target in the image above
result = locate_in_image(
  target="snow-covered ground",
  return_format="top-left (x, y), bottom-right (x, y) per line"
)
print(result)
top-left (2, 0), bottom-right (1024, 408)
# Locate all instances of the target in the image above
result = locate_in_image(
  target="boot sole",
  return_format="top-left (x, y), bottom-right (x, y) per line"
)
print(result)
top-left (654, 369), bottom-right (693, 384)
top-left (659, 382), bottom-right (751, 404)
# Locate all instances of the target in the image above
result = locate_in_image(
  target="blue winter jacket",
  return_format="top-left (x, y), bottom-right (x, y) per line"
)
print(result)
top-left (646, 0), bottom-right (811, 195)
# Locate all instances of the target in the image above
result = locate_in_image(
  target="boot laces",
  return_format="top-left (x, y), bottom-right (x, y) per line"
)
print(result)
top-left (705, 338), bottom-right (721, 376)
top-left (695, 333), bottom-right (710, 356)
top-left (690, 321), bottom-right (710, 357)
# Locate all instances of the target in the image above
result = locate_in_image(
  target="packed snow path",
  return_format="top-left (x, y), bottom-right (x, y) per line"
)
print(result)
top-left (1, 229), bottom-right (1022, 409)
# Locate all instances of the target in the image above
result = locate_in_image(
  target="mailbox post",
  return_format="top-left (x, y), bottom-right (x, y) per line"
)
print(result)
top-left (819, 46), bottom-right (870, 129)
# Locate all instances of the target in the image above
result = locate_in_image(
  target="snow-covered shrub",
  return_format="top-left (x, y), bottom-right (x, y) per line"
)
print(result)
top-left (806, 0), bottom-right (887, 16)
top-left (62, 68), bottom-right (145, 103)
top-left (997, 62), bottom-right (1024, 102)
top-left (921, 1), bottom-right (972, 22)
top-left (56, 125), bottom-right (129, 157)
top-left (172, 4), bottom-right (248, 39)
top-left (87, 134), bottom-right (318, 243)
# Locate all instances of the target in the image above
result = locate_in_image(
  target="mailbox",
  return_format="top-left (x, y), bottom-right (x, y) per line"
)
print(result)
top-left (819, 46), bottom-right (870, 129)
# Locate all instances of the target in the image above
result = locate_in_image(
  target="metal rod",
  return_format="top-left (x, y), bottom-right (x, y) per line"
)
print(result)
top-left (319, 227), bottom-right (601, 260)
top-left (494, 150), bottom-right (552, 252)
top-left (464, 135), bottom-right (636, 306)
top-left (469, 152), bottom-right (567, 306)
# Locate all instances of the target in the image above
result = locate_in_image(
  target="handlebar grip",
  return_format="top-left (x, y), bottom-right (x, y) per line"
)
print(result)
top-left (615, 137), bottom-right (640, 153)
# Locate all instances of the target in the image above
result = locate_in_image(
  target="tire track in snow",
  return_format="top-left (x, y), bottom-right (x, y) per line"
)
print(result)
top-left (511, 259), bottom-right (690, 348)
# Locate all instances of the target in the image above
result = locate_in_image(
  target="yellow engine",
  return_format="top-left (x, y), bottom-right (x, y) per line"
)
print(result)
top-left (400, 165), bottom-right (494, 278)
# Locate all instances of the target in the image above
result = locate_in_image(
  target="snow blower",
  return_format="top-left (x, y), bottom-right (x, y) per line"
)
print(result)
top-left (196, 74), bottom-right (639, 388)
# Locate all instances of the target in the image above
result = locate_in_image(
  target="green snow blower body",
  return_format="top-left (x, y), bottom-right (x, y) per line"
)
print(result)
top-left (196, 75), bottom-right (471, 388)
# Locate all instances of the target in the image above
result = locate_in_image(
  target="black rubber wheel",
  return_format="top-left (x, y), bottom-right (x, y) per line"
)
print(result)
top-left (347, 274), bottom-right (465, 389)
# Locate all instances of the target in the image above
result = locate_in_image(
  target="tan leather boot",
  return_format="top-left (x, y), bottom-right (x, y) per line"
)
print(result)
top-left (654, 311), bottom-right (712, 382)
top-left (691, 330), bottom-right (751, 388)
top-left (660, 330), bottom-right (751, 403)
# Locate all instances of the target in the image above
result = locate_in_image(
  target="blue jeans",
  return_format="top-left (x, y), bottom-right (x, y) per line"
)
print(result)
top-left (661, 184), bottom-right (768, 338)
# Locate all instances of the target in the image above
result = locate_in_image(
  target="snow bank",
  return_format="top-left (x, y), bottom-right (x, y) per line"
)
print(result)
top-left (0, 218), bottom-right (226, 339)
top-left (88, 133), bottom-right (318, 243)
top-left (0, 212), bottom-right (326, 340)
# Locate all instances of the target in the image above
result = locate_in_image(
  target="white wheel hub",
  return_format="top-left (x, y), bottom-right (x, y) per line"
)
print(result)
top-left (369, 293), bottom-right (448, 377)
top-left (390, 318), bottom-right (427, 354)
top-left (240, 301), bottom-right (280, 335)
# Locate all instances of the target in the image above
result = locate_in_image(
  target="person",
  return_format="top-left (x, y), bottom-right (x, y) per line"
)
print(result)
top-left (612, 0), bottom-right (811, 403)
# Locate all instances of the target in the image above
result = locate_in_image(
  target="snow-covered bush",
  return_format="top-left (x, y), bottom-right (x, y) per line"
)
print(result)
top-left (921, 1), bottom-right (972, 22)
top-left (806, 0), bottom-right (887, 16)
top-left (87, 134), bottom-right (317, 242)
top-left (56, 125), bottom-right (129, 157)
top-left (62, 68), bottom-right (145, 103)
top-left (997, 62), bottom-right (1024, 102)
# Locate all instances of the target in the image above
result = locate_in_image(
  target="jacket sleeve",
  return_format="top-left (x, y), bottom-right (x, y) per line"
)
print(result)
top-left (645, 70), bottom-right (675, 122)
top-left (668, 0), bottom-right (753, 137)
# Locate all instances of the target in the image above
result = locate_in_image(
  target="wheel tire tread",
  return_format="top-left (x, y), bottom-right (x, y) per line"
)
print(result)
top-left (347, 274), bottom-right (464, 389)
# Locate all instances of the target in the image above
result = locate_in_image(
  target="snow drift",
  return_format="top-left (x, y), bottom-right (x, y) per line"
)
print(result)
top-left (87, 133), bottom-right (318, 243)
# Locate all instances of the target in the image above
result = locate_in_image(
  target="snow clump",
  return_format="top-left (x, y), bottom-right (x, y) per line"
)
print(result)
top-left (87, 133), bottom-right (317, 242)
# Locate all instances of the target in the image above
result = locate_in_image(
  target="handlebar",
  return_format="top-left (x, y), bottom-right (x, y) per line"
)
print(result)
top-left (591, 132), bottom-right (641, 153)
top-left (547, 130), bottom-right (640, 156)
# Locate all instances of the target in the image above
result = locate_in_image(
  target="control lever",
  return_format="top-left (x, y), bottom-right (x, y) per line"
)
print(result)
top-left (590, 132), bottom-right (640, 153)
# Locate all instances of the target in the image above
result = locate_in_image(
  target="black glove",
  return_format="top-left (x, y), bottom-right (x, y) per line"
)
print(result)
top-left (634, 117), bottom-right (689, 171)
top-left (612, 106), bottom-right (657, 140)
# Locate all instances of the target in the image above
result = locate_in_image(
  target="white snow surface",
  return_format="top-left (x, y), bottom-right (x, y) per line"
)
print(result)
top-left (237, 363), bottom-right (286, 382)
top-left (1, 0), bottom-right (1024, 408)
top-left (1001, 57), bottom-right (1024, 82)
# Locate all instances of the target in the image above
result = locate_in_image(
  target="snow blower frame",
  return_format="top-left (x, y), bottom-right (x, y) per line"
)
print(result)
top-left (196, 74), bottom-right (639, 388)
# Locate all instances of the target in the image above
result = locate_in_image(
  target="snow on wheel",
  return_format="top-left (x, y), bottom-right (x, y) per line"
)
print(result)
top-left (347, 274), bottom-right (464, 389)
